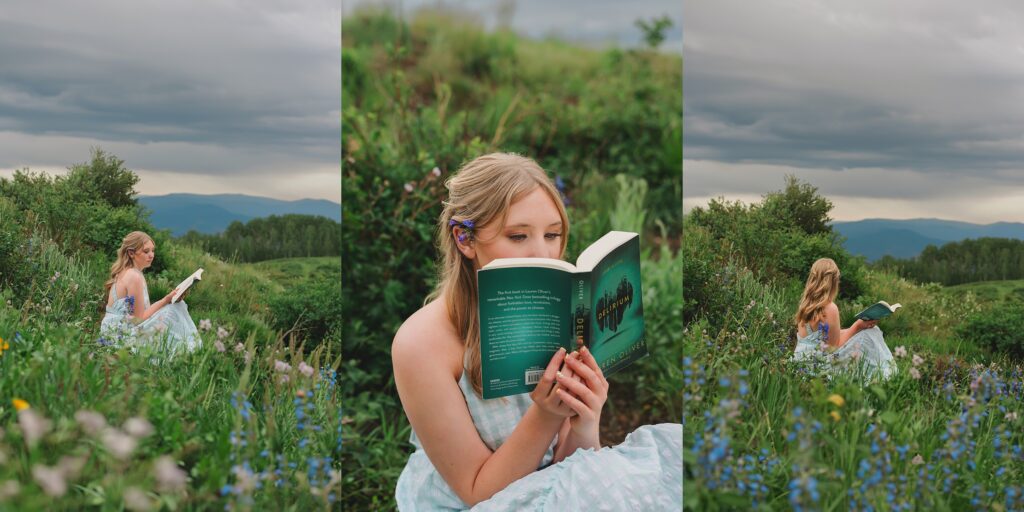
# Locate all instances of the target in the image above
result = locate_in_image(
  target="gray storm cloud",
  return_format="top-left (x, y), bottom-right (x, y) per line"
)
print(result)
top-left (684, 0), bottom-right (1024, 220)
top-left (0, 1), bottom-right (340, 200)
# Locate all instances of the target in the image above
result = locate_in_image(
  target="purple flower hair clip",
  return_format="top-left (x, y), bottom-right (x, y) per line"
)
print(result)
top-left (448, 219), bottom-right (475, 243)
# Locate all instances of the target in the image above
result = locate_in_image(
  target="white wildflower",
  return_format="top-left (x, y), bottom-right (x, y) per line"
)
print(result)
top-left (894, 346), bottom-right (907, 358)
top-left (123, 486), bottom-right (153, 511)
top-left (911, 454), bottom-right (924, 465)
top-left (56, 456), bottom-right (85, 479)
top-left (1006, 412), bottom-right (1019, 422)
top-left (214, 340), bottom-right (226, 353)
top-left (298, 361), bottom-right (314, 378)
top-left (74, 410), bottom-right (107, 436)
top-left (274, 360), bottom-right (291, 373)
top-left (101, 428), bottom-right (138, 460)
top-left (0, 480), bottom-right (20, 500)
top-left (31, 464), bottom-right (66, 497)
top-left (123, 417), bottom-right (154, 439)
top-left (279, 374), bottom-right (290, 384)
top-left (198, 319), bottom-right (212, 331)
top-left (216, 327), bottom-right (229, 340)
top-left (234, 342), bottom-right (244, 353)
top-left (403, 182), bottom-right (414, 193)
top-left (153, 456), bottom-right (188, 493)
top-left (912, 354), bottom-right (924, 366)
top-left (18, 409), bottom-right (51, 447)
top-left (431, 166), bottom-right (441, 177)
top-left (909, 367), bottom-right (921, 380)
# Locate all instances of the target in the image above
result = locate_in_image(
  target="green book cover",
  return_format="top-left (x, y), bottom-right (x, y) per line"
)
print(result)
top-left (477, 231), bottom-right (647, 399)
top-left (855, 301), bottom-right (902, 321)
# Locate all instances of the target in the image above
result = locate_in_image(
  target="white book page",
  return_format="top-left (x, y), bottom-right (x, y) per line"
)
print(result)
top-left (575, 231), bottom-right (638, 272)
top-left (481, 258), bottom-right (577, 273)
top-left (171, 268), bottom-right (204, 303)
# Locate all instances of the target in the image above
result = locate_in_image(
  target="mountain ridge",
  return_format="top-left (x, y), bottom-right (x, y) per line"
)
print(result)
top-left (833, 218), bottom-right (1024, 261)
top-left (139, 193), bottom-right (341, 236)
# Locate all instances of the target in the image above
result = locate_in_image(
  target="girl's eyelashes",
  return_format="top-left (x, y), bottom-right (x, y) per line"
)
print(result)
top-left (507, 232), bottom-right (563, 242)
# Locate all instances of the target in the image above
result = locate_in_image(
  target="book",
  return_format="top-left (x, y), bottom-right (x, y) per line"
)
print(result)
top-left (855, 301), bottom-right (902, 321)
top-left (171, 268), bottom-right (204, 303)
top-left (477, 231), bottom-right (647, 399)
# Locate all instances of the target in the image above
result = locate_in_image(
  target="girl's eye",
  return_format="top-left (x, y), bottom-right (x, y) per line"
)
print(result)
top-left (508, 234), bottom-right (527, 242)
top-left (545, 232), bottom-right (562, 240)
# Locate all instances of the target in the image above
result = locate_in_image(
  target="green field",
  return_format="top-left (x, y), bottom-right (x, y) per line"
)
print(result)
top-left (684, 180), bottom-right (1024, 510)
top-left (946, 279), bottom-right (1024, 304)
top-left (244, 257), bottom-right (341, 291)
top-left (1, 156), bottom-right (343, 509)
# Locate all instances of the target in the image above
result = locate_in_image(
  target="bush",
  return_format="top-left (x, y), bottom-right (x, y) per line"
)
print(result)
top-left (956, 304), bottom-right (1024, 359)
top-left (268, 277), bottom-right (342, 351)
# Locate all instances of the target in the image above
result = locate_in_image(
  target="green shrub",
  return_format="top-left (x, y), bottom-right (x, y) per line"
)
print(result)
top-left (956, 304), bottom-right (1024, 359)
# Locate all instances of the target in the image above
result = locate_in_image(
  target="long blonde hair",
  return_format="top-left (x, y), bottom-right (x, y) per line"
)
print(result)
top-left (794, 257), bottom-right (840, 328)
top-left (103, 231), bottom-right (154, 300)
top-left (428, 153), bottom-right (569, 396)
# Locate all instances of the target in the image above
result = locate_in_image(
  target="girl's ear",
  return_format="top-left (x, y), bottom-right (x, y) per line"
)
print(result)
top-left (453, 227), bottom-right (476, 260)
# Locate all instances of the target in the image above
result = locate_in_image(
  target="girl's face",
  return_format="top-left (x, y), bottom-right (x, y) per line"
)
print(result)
top-left (131, 241), bottom-right (156, 270)
top-left (464, 187), bottom-right (564, 269)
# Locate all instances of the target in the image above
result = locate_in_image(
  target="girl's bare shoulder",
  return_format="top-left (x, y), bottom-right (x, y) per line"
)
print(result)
top-left (392, 299), bottom-right (463, 380)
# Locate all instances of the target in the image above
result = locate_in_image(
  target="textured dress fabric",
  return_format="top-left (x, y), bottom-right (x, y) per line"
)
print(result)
top-left (100, 269), bottom-right (201, 355)
top-left (395, 372), bottom-right (683, 511)
top-left (793, 323), bottom-right (897, 380)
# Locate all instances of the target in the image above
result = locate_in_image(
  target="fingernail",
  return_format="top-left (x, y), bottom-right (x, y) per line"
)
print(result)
top-left (581, 346), bottom-right (589, 354)
top-left (556, 371), bottom-right (563, 379)
top-left (558, 347), bottom-right (566, 354)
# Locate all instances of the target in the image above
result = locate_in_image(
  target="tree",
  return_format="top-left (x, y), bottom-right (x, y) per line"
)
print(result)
top-left (635, 15), bottom-right (673, 50)
top-left (63, 148), bottom-right (140, 208)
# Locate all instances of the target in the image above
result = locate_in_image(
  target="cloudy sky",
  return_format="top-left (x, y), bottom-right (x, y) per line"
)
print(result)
top-left (344, 0), bottom-right (682, 53)
top-left (684, 0), bottom-right (1024, 223)
top-left (0, 1), bottom-right (340, 202)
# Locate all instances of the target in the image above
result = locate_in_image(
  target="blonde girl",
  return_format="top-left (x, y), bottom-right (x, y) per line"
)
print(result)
top-left (100, 231), bottom-right (200, 353)
top-left (392, 153), bottom-right (681, 510)
top-left (793, 257), bottom-right (896, 379)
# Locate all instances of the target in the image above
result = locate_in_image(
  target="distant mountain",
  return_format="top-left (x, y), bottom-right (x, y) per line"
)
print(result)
top-left (833, 218), bottom-right (1024, 261)
top-left (139, 194), bottom-right (341, 236)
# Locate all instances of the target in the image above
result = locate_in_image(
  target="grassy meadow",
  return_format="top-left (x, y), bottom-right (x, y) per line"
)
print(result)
top-left (684, 180), bottom-right (1024, 510)
top-left (0, 156), bottom-right (343, 509)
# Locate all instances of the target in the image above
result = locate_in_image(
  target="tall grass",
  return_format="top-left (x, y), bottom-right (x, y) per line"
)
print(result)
top-left (0, 232), bottom-right (342, 508)
top-left (684, 264), bottom-right (1024, 510)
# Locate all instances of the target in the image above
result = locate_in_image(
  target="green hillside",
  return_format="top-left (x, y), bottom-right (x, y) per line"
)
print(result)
top-left (0, 152), bottom-right (342, 508)
top-left (946, 279), bottom-right (1024, 304)
top-left (684, 177), bottom-right (1024, 510)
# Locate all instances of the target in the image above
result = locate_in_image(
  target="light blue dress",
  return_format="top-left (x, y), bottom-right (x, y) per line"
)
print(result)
top-left (395, 372), bottom-right (682, 511)
top-left (100, 269), bottom-right (201, 355)
top-left (793, 322), bottom-right (896, 380)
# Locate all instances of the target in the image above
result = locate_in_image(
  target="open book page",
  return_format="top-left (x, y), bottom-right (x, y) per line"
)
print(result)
top-left (575, 231), bottom-right (639, 272)
top-left (481, 258), bottom-right (577, 272)
top-left (171, 268), bottom-right (203, 303)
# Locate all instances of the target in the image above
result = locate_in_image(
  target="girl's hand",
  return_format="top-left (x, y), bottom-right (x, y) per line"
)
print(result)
top-left (530, 348), bottom-right (575, 419)
top-left (162, 288), bottom-right (180, 304)
top-left (554, 346), bottom-right (608, 440)
top-left (861, 319), bottom-right (878, 329)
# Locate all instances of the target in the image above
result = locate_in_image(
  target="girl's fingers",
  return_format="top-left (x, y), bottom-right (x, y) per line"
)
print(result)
top-left (536, 347), bottom-right (566, 397)
top-left (555, 388), bottom-right (590, 418)
top-left (565, 353), bottom-right (606, 393)
top-left (556, 370), bottom-right (602, 410)
top-left (579, 346), bottom-right (607, 383)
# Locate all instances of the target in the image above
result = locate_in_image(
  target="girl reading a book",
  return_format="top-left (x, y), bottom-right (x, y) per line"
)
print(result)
top-left (392, 153), bottom-right (681, 510)
top-left (793, 257), bottom-right (896, 379)
top-left (100, 231), bottom-right (200, 354)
